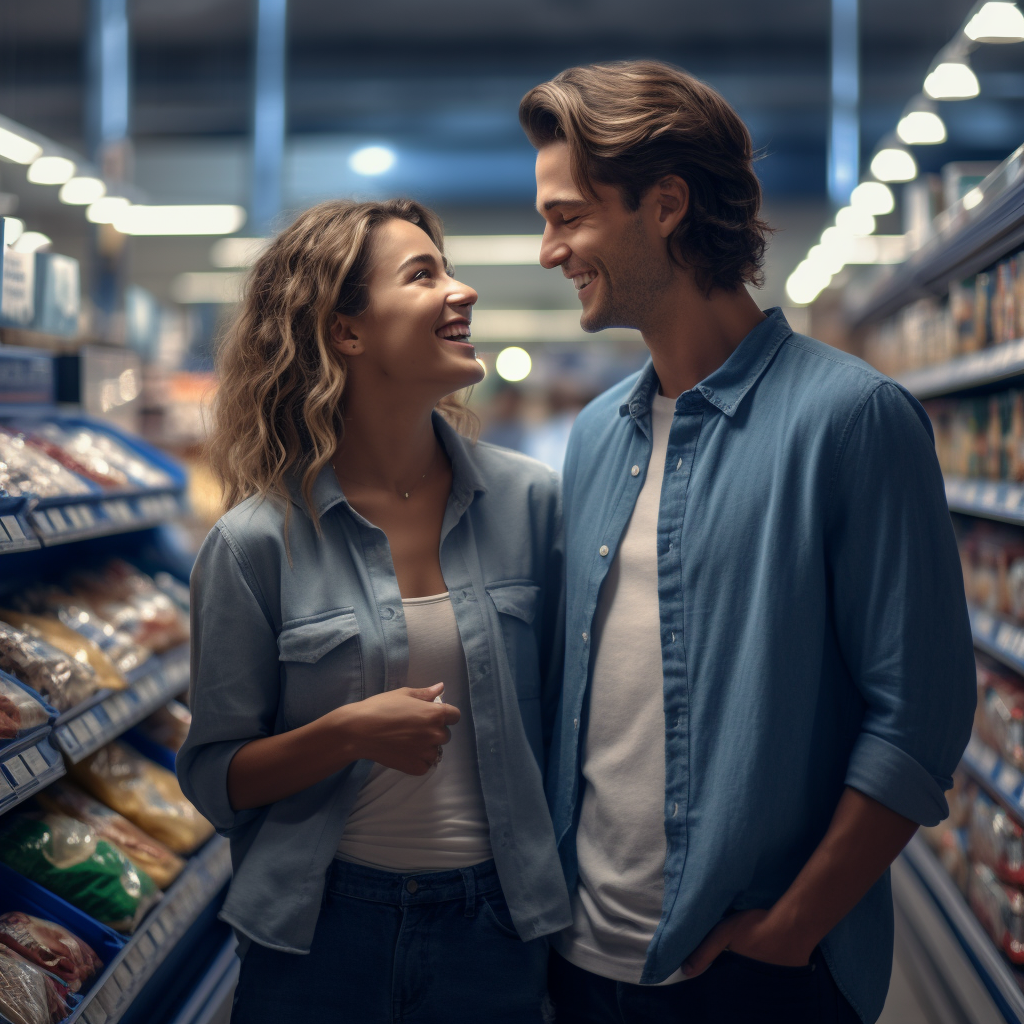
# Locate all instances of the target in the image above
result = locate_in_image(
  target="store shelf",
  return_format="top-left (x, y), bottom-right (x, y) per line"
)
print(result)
top-left (0, 731), bottom-right (65, 812)
top-left (27, 492), bottom-right (188, 548)
top-left (70, 836), bottom-right (232, 1024)
top-left (898, 337), bottom-right (1024, 400)
top-left (52, 643), bottom-right (190, 764)
top-left (961, 735), bottom-right (1024, 828)
top-left (947, 478), bottom-right (1024, 525)
top-left (166, 937), bottom-right (238, 1024)
top-left (0, 495), bottom-right (41, 553)
top-left (970, 605), bottom-right (1024, 677)
top-left (897, 835), bottom-right (1024, 1022)
top-left (853, 144), bottom-right (1024, 328)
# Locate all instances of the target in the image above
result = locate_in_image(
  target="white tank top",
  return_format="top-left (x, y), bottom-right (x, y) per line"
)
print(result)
top-left (335, 592), bottom-right (493, 872)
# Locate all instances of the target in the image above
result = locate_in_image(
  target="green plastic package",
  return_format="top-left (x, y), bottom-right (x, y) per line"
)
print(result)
top-left (0, 812), bottom-right (160, 933)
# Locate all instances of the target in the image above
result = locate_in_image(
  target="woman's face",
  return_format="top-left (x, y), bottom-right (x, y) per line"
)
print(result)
top-left (336, 218), bottom-right (484, 397)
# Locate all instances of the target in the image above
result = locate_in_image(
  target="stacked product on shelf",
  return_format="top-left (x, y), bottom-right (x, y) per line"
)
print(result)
top-left (0, 347), bottom-right (235, 1024)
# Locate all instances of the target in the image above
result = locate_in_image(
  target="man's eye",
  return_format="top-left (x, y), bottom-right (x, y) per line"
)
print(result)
top-left (564, 216), bottom-right (579, 226)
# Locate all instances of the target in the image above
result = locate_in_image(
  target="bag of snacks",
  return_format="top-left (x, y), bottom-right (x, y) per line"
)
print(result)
top-left (0, 911), bottom-right (102, 993)
top-left (37, 780), bottom-right (185, 889)
top-left (0, 943), bottom-right (69, 1024)
top-left (968, 862), bottom-right (1024, 964)
top-left (19, 587), bottom-right (151, 678)
top-left (71, 561), bottom-right (188, 654)
top-left (968, 789), bottom-right (1024, 886)
top-left (0, 676), bottom-right (50, 741)
top-left (976, 659), bottom-right (1024, 770)
top-left (0, 427), bottom-right (92, 500)
top-left (0, 611), bottom-right (126, 694)
top-left (0, 812), bottom-right (159, 933)
top-left (0, 620), bottom-right (99, 712)
top-left (135, 701), bottom-right (191, 753)
top-left (69, 743), bottom-right (213, 854)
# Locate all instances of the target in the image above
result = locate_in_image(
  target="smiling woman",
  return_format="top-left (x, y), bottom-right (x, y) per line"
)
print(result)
top-left (177, 196), bottom-right (572, 1023)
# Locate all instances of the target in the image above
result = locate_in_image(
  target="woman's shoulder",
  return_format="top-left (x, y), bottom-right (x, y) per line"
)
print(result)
top-left (468, 440), bottom-right (561, 501)
top-left (209, 492), bottom-right (293, 564)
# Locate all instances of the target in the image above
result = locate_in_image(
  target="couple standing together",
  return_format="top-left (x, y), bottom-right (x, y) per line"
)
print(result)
top-left (177, 60), bottom-right (976, 1024)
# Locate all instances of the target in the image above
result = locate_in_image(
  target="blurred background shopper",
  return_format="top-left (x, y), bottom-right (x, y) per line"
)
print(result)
top-left (524, 61), bottom-right (976, 1024)
top-left (176, 198), bottom-right (570, 1023)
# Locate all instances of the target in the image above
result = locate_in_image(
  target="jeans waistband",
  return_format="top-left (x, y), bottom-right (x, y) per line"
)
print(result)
top-left (327, 858), bottom-right (500, 909)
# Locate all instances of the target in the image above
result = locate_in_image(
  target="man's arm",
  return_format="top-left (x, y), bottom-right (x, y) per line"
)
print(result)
top-left (683, 787), bottom-right (916, 973)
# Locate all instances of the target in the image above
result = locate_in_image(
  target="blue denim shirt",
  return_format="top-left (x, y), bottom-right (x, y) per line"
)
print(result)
top-left (552, 309), bottom-right (975, 1022)
top-left (177, 414), bottom-right (571, 955)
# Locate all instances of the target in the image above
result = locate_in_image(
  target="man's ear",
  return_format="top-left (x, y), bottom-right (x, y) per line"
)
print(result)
top-left (651, 175), bottom-right (690, 239)
top-left (330, 313), bottom-right (364, 355)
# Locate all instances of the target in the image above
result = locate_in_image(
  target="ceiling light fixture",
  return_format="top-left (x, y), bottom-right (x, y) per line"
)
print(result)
top-left (924, 60), bottom-right (980, 100)
top-left (86, 196), bottom-right (131, 224)
top-left (965, 1), bottom-right (1024, 42)
top-left (12, 231), bottom-right (52, 253)
top-left (495, 346), bottom-right (532, 382)
top-left (114, 204), bottom-right (247, 236)
top-left (835, 206), bottom-right (877, 236)
top-left (26, 155), bottom-right (76, 185)
top-left (870, 145), bottom-right (918, 182)
top-left (209, 236), bottom-right (269, 268)
top-left (850, 181), bottom-right (896, 215)
top-left (348, 146), bottom-right (396, 176)
top-left (0, 126), bottom-right (43, 165)
top-left (897, 109), bottom-right (948, 145)
top-left (58, 177), bottom-right (107, 206)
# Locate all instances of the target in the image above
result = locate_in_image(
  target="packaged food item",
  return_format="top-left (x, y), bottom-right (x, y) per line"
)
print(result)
top-left (921, 824), bottom-right (970, 893)
top-left (21, 423), bottom-right (174, 491)
top-left (0, 621), bottom-right (100, 712)
top-left (19, 587), bottom-right (151, 678)
top-left (976, 659), bottom-right (1024, 770)
top-left (0, 812), bottom-right (159, 933)
top-left (968, 789), bottom-right (1024, 886)
top-left (0, 911), bottom-right (102, 993)
top-left (0, 677), bottom-right (50, 740)
top-left (135, 701), bottom-right (191, 753)
top-left (969, 862), bottom-right (1024, 964)
top-left (152, 572), bottom-right (189, 616)
top-left (0, 942), bottom-right (69, 1024)
top-left (69, 742), bottom-right (213, 854)
top-left (0, 427), bottom-right (92, 500)
top-left (0, 611), bottom-right (126, 694)
top-left (37, 780), bottom-right (185, 889)
top-left (71, 561), bottom-right (188, 654)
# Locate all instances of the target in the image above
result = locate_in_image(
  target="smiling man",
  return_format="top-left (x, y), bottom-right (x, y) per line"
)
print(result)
top-left (520, 61), bottom-right (976, 1024)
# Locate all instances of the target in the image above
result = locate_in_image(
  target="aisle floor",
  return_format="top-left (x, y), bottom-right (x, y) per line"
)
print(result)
top-left (878, 945), bottom-right (933, 1024)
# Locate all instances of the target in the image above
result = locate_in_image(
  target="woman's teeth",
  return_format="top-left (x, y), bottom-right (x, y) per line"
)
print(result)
top-left (574, 271), bottom-right (597, 291)
top-left (439, 322), bottom-right (471, 340)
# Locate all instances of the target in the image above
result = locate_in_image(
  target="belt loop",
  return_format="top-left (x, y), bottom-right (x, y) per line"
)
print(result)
top-left (461, 866), bottom-right (476, 918)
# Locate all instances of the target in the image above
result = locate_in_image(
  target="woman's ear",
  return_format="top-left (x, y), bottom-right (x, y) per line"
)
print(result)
top-left (330, 313), bottom-right (365, 355)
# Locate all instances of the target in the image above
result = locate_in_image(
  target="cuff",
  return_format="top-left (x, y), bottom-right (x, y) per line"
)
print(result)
top-left (844, 732), bottom-right (950, 826)
top-left (176, 739), bottom-right (262, 835)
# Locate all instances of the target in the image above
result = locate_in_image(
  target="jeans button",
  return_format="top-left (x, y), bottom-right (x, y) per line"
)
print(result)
top-left (406, 879), bottom-right (418, 894)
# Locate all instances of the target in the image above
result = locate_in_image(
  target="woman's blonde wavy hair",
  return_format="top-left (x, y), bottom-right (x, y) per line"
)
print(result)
top-left (208, 198), bottom-right (476, 530)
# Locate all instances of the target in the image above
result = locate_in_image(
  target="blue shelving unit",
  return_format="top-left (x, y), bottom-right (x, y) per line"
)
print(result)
top-left (900, 337), bottom-right (1024, 400)
top-left (946, 478), bottom-right (1024, 526)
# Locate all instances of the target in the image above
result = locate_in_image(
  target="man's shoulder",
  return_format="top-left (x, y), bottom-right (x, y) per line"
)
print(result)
top-left (776, 333), bottom-right (893, 404)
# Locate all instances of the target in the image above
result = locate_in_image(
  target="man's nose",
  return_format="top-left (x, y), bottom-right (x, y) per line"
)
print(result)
top-left (539, 228), bottom-right (571, 270)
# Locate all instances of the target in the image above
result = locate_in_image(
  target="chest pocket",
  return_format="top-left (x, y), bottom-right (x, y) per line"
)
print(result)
top-left (277, 608), bottom-right (363, 728)
top-left (486, 582), bottom-right (542, 700)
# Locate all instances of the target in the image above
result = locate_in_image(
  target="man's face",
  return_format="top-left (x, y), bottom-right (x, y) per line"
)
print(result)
top-left (534, 141), bottom-right (673, 333)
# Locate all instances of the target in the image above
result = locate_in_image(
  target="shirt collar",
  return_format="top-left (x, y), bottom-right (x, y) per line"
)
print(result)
top-left (619, 307), bottom-right (793, 420)
top-left (286, 410), bottom-right (487, 519)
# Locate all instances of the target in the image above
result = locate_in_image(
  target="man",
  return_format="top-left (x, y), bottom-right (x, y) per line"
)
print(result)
top-left (520, 60), bottom-right (975, 1024)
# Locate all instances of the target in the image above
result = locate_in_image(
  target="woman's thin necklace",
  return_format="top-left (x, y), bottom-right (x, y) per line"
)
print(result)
top-left (334, 443), bottom-right (438, 500)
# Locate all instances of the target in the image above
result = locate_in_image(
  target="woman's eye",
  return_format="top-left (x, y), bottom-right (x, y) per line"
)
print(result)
top-left (412, 269), bottom-right (430, 280)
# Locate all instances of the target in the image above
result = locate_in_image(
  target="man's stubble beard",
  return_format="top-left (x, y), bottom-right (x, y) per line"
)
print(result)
top-left (579, 217), bottom-right (674, 335)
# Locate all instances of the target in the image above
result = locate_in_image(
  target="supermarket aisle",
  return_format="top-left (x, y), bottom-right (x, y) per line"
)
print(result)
top-left (880, 945), bottom-right (933, 1024)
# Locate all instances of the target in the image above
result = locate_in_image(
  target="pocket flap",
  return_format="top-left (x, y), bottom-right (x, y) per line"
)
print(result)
top-left (486, 583), bottom-right (540, 625)
top-left (277, 610), bottom-right (360, 663)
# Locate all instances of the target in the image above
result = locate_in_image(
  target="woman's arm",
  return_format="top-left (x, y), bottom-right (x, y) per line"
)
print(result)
top-left (227, 681), bottom-right (460, 810)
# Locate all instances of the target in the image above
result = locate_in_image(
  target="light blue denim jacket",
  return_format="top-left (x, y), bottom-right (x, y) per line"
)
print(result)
top-left (551, 309), bottom-right (975, 1022)
top-left (177, 414), bottom-right (571, 954)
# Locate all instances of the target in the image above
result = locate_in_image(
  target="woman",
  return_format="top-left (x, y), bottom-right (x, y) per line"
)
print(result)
top-left (176, 198), bottom-right (570, 1023)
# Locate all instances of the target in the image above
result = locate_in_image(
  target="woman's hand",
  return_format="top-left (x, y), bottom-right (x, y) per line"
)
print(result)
top-left (343, 682), bottom-right (461, 775)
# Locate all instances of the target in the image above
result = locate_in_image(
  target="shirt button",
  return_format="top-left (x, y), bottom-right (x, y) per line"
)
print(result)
top-left (406, 879), bottom-right (418, 894)
top-left (381, 607), bottom-right (395, 620)
top-left (676, 458), bottom-right (682, 470)
top-left (631, 465), bottom-right (640, 477)
top-left (599, 545), bottom-right (609, 557)
top-left (573, 718), bottom-right (579, 729)
top-left (582, 632), bottom-right (588, 642)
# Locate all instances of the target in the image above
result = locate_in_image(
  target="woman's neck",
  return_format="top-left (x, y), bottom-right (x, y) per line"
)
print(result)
top-left (332, 384), bottom-right (441, 495)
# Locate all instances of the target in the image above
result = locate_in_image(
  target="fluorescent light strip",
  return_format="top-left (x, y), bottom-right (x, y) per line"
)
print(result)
top-left (446, 236), bottom-right (542, 266)
top-left (116, 205), bottom-right (247, 236)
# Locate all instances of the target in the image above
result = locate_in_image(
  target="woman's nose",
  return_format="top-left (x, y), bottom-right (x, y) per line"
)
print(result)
top-left (450, 280), bottom-right (478, 309)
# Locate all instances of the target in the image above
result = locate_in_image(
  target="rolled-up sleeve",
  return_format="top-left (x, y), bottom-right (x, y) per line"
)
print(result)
top-left (176, 523), bottom-right (280, 835)
top-left (828, 381), bottom-right (976, 826)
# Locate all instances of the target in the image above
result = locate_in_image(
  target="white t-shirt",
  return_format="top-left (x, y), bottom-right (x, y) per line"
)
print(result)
top-left (335, 592), bottom-right (493, 872)
top-left (554, 392), bottom-right (683, 984)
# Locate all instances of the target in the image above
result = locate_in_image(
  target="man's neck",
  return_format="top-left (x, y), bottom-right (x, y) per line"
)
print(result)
top-left (639, 278), bottom-right (767, 399)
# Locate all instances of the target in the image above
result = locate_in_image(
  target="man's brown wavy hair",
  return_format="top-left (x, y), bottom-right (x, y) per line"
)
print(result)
top-left (519, 60), bottom-right (771, 296)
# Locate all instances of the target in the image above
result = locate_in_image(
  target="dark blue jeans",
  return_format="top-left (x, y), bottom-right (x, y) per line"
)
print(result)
top-left (231, 858), bottom-right (548, 1024)
top-left (548, 947), bottom-right (862, 1024)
